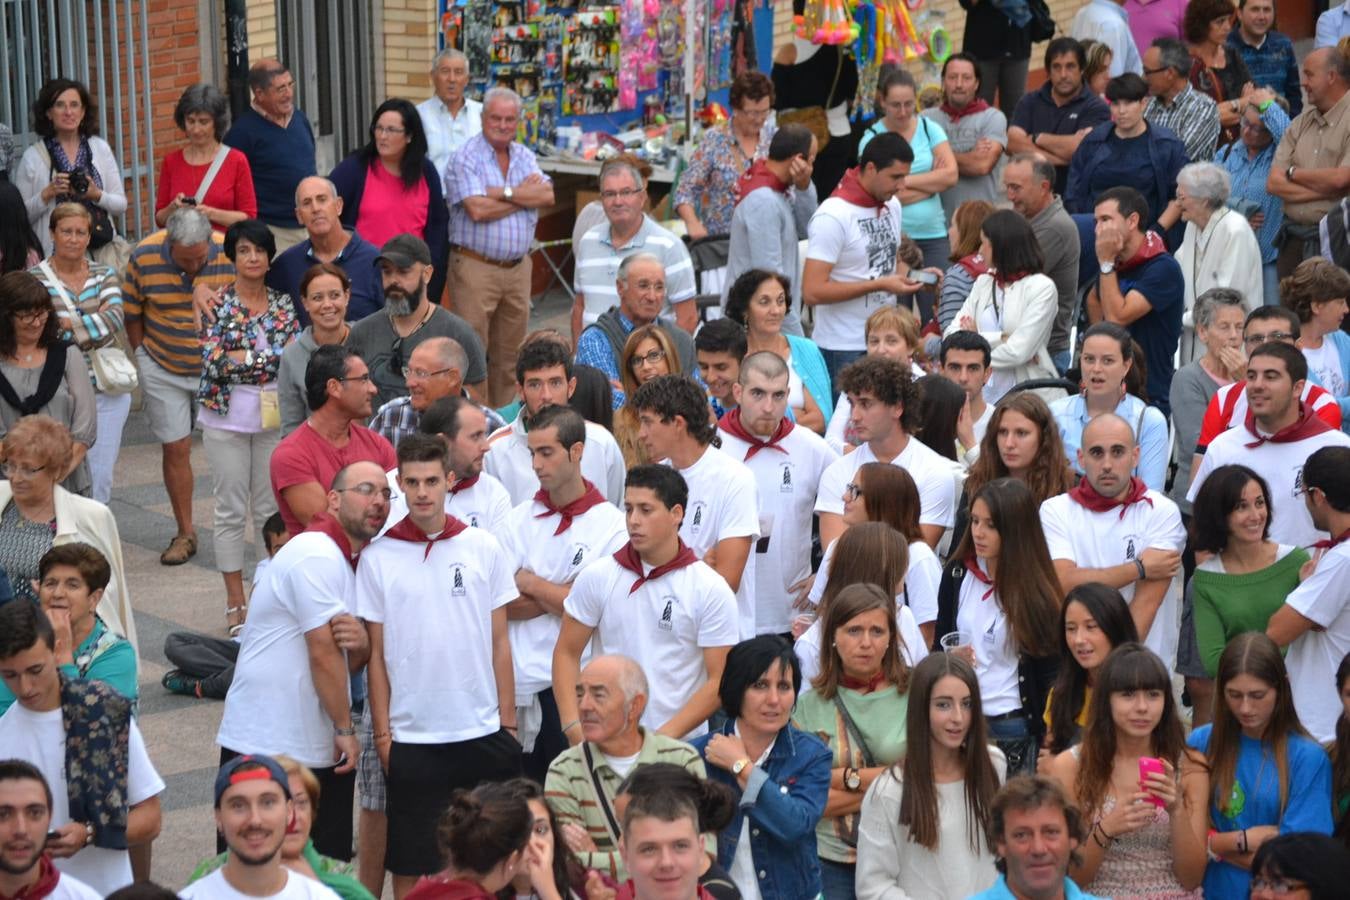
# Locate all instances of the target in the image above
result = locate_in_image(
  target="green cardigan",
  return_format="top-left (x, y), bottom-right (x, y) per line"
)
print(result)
top-left (1192, 546), bottom-right (1309, 677)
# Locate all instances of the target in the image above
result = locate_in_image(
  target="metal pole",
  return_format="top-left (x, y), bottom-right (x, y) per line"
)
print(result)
top-left (122, 0), bottom-right (142, 236)
top-left (93, 0), bottom-right (108, 146)
top-left (225, 0), bottom-right (249, 121)
top-left (139, 0), bottom-right (154, 234)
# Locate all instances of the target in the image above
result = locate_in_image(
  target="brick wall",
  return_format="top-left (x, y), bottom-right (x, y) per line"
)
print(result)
top-left (384, 0), bottom-right (437, 100)
top-left (246, 0), bottom-right (278, 64)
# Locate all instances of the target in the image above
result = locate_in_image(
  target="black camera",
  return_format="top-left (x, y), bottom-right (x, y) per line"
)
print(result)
top-left (66, 171), bottom-right (89, 196)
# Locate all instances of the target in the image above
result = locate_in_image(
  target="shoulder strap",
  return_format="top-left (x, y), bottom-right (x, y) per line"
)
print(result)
top-left (1135, 399), bottom-right (1148, 440)
top-left (194, 145), bottom-right (232, 204)
top-left (38, 260), bottom-right (80, 317)
top-left (581, 742), bottom-right (623, 847)
top-left (832, 694), bottom-right (877, 766)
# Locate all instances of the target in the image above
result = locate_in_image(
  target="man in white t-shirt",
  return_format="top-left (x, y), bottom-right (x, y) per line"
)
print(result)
top-left (1188, 342), bottom-right (1350, 548)
top-left (0, 602), bottom-right (164, 896)
top-left (501, 404), bottom-right (626, 782)
top-left (1268, 446), bottom-right (1350, 742)
top-left (553, 465), bottom-right (739, 741)
top-left (633, 374), bottom-right (761, 639)
top-left (218, 459), bottom-right (390, 861)
top-left (182, 755), bottom-right (337, 900)
top-left (717, 352), bottom-right (838, 636)
top-left (0, 761), bottom-right (100, 900)
top-left (356, 434), bottom-right (521, 895)
top-left (802, 131), bottom-right (928, 390)
top-left (1041, 413), bottom-right (1186, 665)
top-left (815, 356), bottom-right (958, 550)
top-left (485, 336), bottom-right (625, 505)
top-left (940, 331), bottom-right (996, 458)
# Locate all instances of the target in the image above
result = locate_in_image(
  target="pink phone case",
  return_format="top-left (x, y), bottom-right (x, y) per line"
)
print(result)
top-left (1138, 756), bottom-right (1165, 807)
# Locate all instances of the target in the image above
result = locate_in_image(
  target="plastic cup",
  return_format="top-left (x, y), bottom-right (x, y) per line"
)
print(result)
top-left (940, 631), bottom-right (966, 652)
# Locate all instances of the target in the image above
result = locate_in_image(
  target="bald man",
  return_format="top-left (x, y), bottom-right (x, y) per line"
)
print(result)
top-left (1039, 413), bottom-right (1186, 664)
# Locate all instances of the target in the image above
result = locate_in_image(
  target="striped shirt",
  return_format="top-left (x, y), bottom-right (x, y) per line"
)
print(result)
top-left (544, 729), bottom-right (708, 880)
top-left (1145, 85), bottom-right (1220, 163)
top-left (444, 134), bottom-right (547, 261)
top-left (122, 230), bottom-right (235, 376)
top-left (573, 217), bottom-right (696, 326)
top-left (29, 260), bottom-right (124, 350)
top-left (368, 393), bottom-right (505, 449)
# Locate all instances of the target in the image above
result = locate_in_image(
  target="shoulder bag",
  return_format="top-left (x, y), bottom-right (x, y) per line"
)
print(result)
top-left (37, 260), bottom-right (138, 395)
top-left (582, 742), bottom-right (624, 848)
top-left (194, 145), bottom-right (232, 204)
top-left (776, 52), bottom-right (844, 152)
top-left (832, 693), bottom-right (877, 848)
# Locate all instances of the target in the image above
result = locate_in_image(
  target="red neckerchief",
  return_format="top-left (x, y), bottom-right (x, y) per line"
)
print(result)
top-left (831, 166), bottom-right (887, 211)
top-left (0, 856), bottom-right (61, 900)
top-left (839, 670), bottom-right (888, 692)
top-left (940, 97), bottom-right (991, 122)
top-left (1312, 528), bottom-right (1350, 550)
top-left (957, 252), bottom-right (989, 278)
top-left (1068, 475), bottom-right (1154, 520)
top-left (533, 480), bottom-right (608, 535)
top-left (718, 408), bottom-right (795, 460)
top-left (993, 269), bottom-right (1034, 289)
top-left (736, 159), bottom-right (789, 203)
top-left (304, 512), bottom-right (359, 571)
top-left (404, 876), bottom-right (495, 900)
top-left (612, 540), bottom-right (699, 594)
top-left (1243, 401), bottom-right (1333, 448)
top-left (965, 554), bottom-right (996, 601)
top-left (383, 514), bottom-right (468, 561)
top-left (1115, 231), bottom-right (1168, 273)
top-left (448, 474), bottom-right (479, 495)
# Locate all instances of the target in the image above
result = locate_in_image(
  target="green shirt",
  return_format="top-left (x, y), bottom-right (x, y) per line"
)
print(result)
top-left (792, 685), bottom-right (909, 863)
top-left (1193, 546), bottom-right (1308, 677)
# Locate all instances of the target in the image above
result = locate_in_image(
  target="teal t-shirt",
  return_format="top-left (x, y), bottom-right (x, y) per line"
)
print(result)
top-left (858, 117), bottom-right (949, 240)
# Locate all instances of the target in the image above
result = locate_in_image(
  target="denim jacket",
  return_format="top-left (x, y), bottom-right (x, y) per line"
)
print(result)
top-left (691, 722), bottom-right (832, 900)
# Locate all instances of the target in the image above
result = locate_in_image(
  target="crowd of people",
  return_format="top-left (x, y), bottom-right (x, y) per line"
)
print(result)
top-left (2, 1), bottom-right (1350, 897)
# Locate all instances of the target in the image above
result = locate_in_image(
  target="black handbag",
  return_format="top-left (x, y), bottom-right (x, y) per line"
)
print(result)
top-left (1027, 0), bottom-right (1057, 43)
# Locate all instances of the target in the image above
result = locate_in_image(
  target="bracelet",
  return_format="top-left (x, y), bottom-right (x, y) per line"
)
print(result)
top-left (1206, 828), bottom-right (1220, 862)
top-left (1091, 822), bottom-right (1111, 848)
top-left (1259, 98), bottom-right (1273, 112)
top-left (84, 823), bottom-right (94, 847)
top-left (334, 726), bottom-right (356, 737)
top-left (373, 731), bottom-right (392, 739)
top-left (1134, 558), bottom-right (1147, 581)
top-left (1239, 828), bottom-right (1249, 854)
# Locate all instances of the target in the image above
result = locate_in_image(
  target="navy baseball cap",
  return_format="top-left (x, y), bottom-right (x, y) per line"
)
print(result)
top-left (214, 754), bottom-right (292, 807)
top-left (376, 234), bottom-right (432, 268)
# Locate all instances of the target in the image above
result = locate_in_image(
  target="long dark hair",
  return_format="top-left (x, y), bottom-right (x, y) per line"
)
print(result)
top-left (981, 209), bottom-right (1045, 281)
top-left (951, 478), bottom-right (1061, 658)
top-left (966, 392), bottom-right (1076, 506)
top-left (1190, 464), bottom-right (1274, 554)
top-left (0, 182), bottom-right (41, 274)
top-left (898, 653), bottom-right (1001, 853)
top-left (914, 375), bottom-right (965, 463)
top-left (359, 98), bottom-right (429, 189)
top-left (1047, 584), bottom-right (1138, 754)
top-left (494, 778), bottom-right (587, 900)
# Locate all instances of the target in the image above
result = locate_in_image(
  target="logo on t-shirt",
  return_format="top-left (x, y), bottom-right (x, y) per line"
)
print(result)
top-left (689, 501), bottom-right (707, 536)
top-left (1124, 537), bottom-right (1137, 560)
top-left (780, 463), bottom-right (794, 493)
top-left (466, 512), bottom-right (482, 528)
top-left (451, 565), bottom-right (466, 596)
top-left (658, 597), bottom-right (675, 631)
top-left (1292, 465), bottom-right (1306, 499)
top-left (571, 546), bottom-right (586, 567)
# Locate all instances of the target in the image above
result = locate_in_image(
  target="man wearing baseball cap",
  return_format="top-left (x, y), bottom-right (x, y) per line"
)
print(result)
top-left (181, 755), bottom-right (334, 900)
top-left (348, 233), bottom-right (488, 410)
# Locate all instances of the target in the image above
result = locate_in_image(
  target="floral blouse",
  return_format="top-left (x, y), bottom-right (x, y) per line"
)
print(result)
top-left (672, 120), bottom-right (774, 235)
top-left (197, 286), bottom-right (299, 416)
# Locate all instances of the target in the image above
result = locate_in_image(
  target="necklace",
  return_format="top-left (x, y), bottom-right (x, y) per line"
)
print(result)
top-left (394, 302), bottom-right (435, 339)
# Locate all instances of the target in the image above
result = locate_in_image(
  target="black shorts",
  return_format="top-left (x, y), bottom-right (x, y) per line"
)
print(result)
top-left (384, 729), bottom-right (522, 876)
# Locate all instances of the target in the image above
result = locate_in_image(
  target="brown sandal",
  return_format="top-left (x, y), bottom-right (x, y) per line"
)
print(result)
top-left (160, 534), bottom-right (197, 566)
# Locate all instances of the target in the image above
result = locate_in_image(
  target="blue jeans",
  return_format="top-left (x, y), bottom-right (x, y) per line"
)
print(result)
top-left (987, 712), bottom-right (1039, 778)
top-left (818, 857), bottom-right (856, 900)
top-left (1263, 261), bottom-right (1281, 306)
top-left (821, 348), bottom-right (866, 398)
top-left (1051, 349), bottom-right (1071, 376)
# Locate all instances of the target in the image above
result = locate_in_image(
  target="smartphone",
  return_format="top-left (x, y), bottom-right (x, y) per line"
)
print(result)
top-left (45, 830), bottom-right (60, 842)
top-left (910, 269), bottom-right (939, 286)
top-left (1138, 756), bottom-right (1165, 807)
top-left (181, 197), bottom-right (197, 206)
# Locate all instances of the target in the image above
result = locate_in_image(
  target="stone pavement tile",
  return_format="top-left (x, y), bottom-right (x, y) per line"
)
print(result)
top-left (155, 801), bottom-right (219, 890)
top-left (138, 702), bottom-right (230, 779)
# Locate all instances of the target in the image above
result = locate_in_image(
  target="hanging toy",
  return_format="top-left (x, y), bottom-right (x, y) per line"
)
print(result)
top-left (798, 0), bottom-right (853, 44)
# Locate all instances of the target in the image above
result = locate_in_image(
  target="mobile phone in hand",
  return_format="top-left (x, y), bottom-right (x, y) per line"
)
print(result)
top-left (910, 269), bottom-right (939, 286)
top-left (1138, 756), bottom-right (1165, 807)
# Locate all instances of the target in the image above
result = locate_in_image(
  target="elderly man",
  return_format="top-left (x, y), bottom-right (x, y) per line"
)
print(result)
top-left (544, 655), bottom-right (709, 881)
top-left (445, 86), bottom-right (554, 407)
top-left (574, 253), bottom-right (698, 408)
top-left (417, 49), bottom-right (482, 177)
top-left (922, 52), bottom-right (1008, 219)
top-left (1219, 89), bottom-right (1291, 306)
top-left (369, 336), bottom-right (472, 448)
top-left (349, 234), bottom-right (486, 409)
top-left (1267, 47), bottom-right (1350, 277)
top-left (123, 207), bottom-right (235, 565)
top-left (267, 176), bottom-right (384, 323)
top-left (572, 159), bottom-right (697, 341)
top-left (1143, 38), bottom-right (1221, 163)
top-left (1007, 38), bottom-right (1112, 194)
top-left (223, 59), bottom-right (316, 252)
top-left (1003, 154), bottom-right (1081, 374)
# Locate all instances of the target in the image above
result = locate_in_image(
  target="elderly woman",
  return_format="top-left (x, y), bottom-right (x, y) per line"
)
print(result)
top-left (1217, 89), bottom-right (1291, 307)
top-left (0, 415), bottom-right (135, 649)
top-left (278, 263), bottom-right (351, 436)
top-left (1175, 161), bottom-right (1263, 365)
top-left (199, 219), bottom-right (299, 635)
top-left (156, 84), bottom-right (257, 231)
top-left (28, 203), bottom-right (130, 503)
top-left (692, 636), bottom-right (832, 900)
top-left (333, 99), bottom-right (449, 302)
top-left (674, 71), bottom-right (777, 239)
top-left (724, 269), bottom-right (831, 430)
top-left (1284, 258), bottom-right (1350, 424)
top-left (14, 78), bottom-right (128, 259)
top-left (0, 271), bottom-right (95, 495)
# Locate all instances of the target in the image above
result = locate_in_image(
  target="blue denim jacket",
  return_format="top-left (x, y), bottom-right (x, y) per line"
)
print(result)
top-left (691, 723), bottom-right (832, 900)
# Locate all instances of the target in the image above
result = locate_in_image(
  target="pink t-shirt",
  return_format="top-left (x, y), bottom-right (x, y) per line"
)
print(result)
top-left (1124, 0), bottom-right (1187, 58)
top-left (155, 148), bottom-right (258, 231)
top-left (355, 162), bottom-right (430, 247)
top-left (270, 421), bottom-right (397, 534)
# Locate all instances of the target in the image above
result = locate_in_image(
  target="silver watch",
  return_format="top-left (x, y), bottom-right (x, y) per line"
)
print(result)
top-left (503, 185), bottom-right (514, 201)
top-left (1099, 261), bottom-right (1116, 276)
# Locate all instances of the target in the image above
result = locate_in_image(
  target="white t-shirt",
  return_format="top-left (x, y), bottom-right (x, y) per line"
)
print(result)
top-left (717, 423), bottom-right (838, 635)
top-left (805, 195), bottom-right (904, 351)
top-left (808, 538), bottom-right (941, 627)
top-left (671, 447), bottom-right (762, 640)
top-left (381, 469), bottom-right (513, 536)
top-left (180, 867), bottom-right (341, 900)
top-left (1040, 490), bottom-right (1187, 665)
top-left (499, 496), bottom-right (627, 702)
top-left (972, 402), bottom-right (994, 445)
top-left (815, 438), bottom-right (957, 532)
top-left (564, 553), bottom-right (739, 738)
top-left (355, 523), bottom-right (517, 743)
top-left (1283, 541), bottom-right (1350, 742)
top-left (601, 749), bottom-right (642, 779)
top-left (485, 412), bottom-right (626, 507)
top-left (955, 568), bottom-right (1021, 715)
top-left (48, 874), bottom-right (102, 900)
top-left (1188, 425), bottom-right (1350, 549)
top-left (795, 603), bottom-right (928, 682)
top-left (0, 706), bottom-right (164, 895)
top-left (1303, 341), bottom-right (1347, 397)
top-left (826, 364), bottom-right (928, 454)
top-left (218, 531), bottom-right (355, 767)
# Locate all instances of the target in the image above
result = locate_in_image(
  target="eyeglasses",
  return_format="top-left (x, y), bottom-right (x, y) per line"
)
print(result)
top-left (1250, 876), bottom-right (1307, 895)
top-left (403, 366), bottom-right (455, 380)
top-left (1244, 332), bottom-right (1295, 346)
top-left (736, 106), bottom-right (771, 121)
top-left (1142, 66), bottom-right (1169, 75)
top-left (1295, 484), bottom-right (1322, 498)
top-left (13, 308), bottom-right (49, 324)
top-left (629, 347), bottom-right (666, 370)
top-left (844, 482), bottom-right (864, 502)
top-left (600, 187), bottom-right (643, 202)
top-left (336, 372), bottom-right (373, 384)
top-left (336, 482), bottom-right (393, 500)
top-left (1, 462), bottom-right (46, 478)
top-left (373, 125), bottom-right (407, 136)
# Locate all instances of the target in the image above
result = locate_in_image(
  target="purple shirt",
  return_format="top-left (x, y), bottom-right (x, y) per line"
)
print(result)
top-left (1124, 0), bottom-right (1186, 56)
top-left (444, 134), bottom-right (548, 261)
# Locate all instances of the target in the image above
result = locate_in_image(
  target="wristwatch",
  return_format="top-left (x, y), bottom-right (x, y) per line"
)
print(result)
top-left (844, 767), bottom-right (862, 792)
top-left (1099, 261), bottom-right (1116, 276)
top-left (1286, 165), bottom-right (1297, 182)
top-left (732, 758), bottom-right (752, 776)
top-left (503, 184), bottom-right (515, 201)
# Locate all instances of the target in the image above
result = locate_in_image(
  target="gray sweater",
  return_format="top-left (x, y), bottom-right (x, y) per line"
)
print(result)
top-left (276, 327), bottom-right (327, 437)
top-left (1030, 197), bottom-right (1081, 355)
top-left (1168, 359), bottom-right (1224, 512)
top-left (723, 181), bottom-right (818, 316)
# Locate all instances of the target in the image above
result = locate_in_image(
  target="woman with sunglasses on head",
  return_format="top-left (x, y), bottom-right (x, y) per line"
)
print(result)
top-left (1047, 643), bottom-right (1208, 899)
top-left (855, 652), bottom-right (1006, 899)
top-left (935, 478), bottom-right (1061, 777)
top-left (1186, 632), bottom-right (1333, 898)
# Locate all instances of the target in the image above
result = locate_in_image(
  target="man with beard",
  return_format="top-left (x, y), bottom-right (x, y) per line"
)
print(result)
top-left (217, 461), bottom-right (390, 861)
top-left (182, 755), bottom-right (334, 900)
top-left (1007, 38), bottom-right (1111, 195)
top-left (349, 234), bottom-right (486, 409)
top-left (921, 52), bottom-right (1008, 220)
top-left (0, 761), bottom-right (100, 900)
